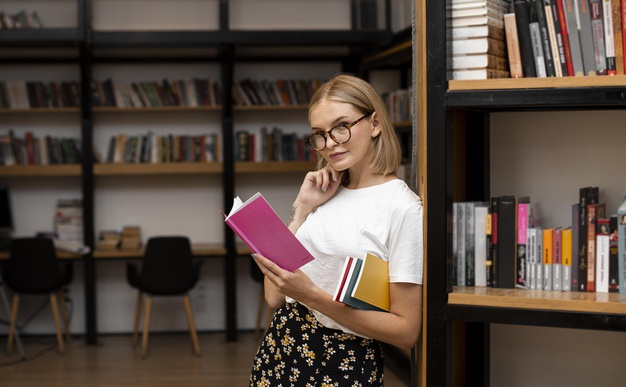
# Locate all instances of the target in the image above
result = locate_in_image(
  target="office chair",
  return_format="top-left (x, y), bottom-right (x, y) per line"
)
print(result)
top-left (250, 259), bottom-right (273, 335)
top-left (127, 236), bottom-right (201, 357)
top-left (1, 237), bottom-right (72, 355)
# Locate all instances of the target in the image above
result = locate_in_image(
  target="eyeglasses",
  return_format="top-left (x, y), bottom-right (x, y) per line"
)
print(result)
top-left (305, 113), bottom-right (372, 151)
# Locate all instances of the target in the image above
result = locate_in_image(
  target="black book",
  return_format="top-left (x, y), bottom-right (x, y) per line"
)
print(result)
top-left (514, 0), bottom-right (538, 77)
top-left (533, 0), bottom-right (556, 76)
top-left (497, 195), bottom-right (518, 289)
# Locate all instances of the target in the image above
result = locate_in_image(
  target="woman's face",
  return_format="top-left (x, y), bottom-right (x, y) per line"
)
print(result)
top-left (309, 100), bottom-right (379, 172)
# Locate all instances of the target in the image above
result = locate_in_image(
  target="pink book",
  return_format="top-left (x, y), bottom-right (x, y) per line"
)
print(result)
top-left (223, 192), bottom-right (314, 272)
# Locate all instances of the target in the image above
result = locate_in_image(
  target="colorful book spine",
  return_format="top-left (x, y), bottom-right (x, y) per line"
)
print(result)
top-left (602, 0), bottom-right (617, 74)
top-left (562, 226), bottom-right (573, 291)
top-left (587, 201), bottom-right (606, 292)
top-left (617, 195), bottom-right (626, 294)
top-left (553, 227), bottom-right (563, 291)
top-left (571, 203), bottom-right (580, 290)
top-left (563, 0), bottom-right (586, 75)
top-left (596, 218), bottom-right (610, 293)
top-left (543, 227), bottom-right (553, 291)
top-left (609, 215), bottom-right (619, 292)
top-left (517, 202), bottom-right (530, 288)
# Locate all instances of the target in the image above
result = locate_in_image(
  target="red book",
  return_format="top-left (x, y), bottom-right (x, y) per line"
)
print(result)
top-left (333, 256), bottom-right (355, 302)
top-left (555, 0), bottom-right (575, 76)
top-left (223, 192), bottom-right (314, 272)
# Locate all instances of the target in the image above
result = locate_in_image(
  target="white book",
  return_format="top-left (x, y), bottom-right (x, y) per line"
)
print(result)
top-left (528, 227), bottom-right (537, 290)
top-left (453, 202), bottom-right (459, 286)
top-left (474, 202), bottom-right (489, 287)
top-left (596, 222), bottom-right (610, 293)
top-left (529, 21), bottom-right (547, 77)
top-left (465, 202), bottom-right (476, 286)
top-left (536, 227), bottom-right (543, 290)
top-left (450, 15), bottom-right (504, 28)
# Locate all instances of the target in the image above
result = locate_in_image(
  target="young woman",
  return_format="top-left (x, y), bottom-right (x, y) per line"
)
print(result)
top-left (249, 74), bottom-right (423, 386)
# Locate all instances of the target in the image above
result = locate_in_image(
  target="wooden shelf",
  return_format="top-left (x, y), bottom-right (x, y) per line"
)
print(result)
top-left (233, 105), bottom-right (308, 111)
top-left (93, 162), bottom-right (223, 175)
top-left (450, 286), bottom-right (626, 316)
top-left (0, 164), bottom-right (81, 177)
top-left (235, 160), bottom-right (316, 173)
top-left (93, 106), bottom-right (221, 113)
top-left (449, 75), bottom-right (626, 91)
top-left (0, 107), bottom-right (80, 114)
top-left (0, 250), bottom-right (82, 260)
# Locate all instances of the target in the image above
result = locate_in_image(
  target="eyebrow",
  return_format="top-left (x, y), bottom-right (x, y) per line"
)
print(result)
top-left (311, 115), bottom-right (350, 132)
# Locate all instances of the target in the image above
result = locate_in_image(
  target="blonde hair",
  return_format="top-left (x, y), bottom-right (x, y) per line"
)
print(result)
top-left (309, 74), bottom-right (402, 175)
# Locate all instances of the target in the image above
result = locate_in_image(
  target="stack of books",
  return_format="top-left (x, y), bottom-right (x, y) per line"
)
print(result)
top-left (54, 199), bottom-right (83, 244)
top-left (120, 226), bottom-right (141, 250)
top-left (449, 0), bottom-right (512, 80)
top-left (98, 230), bottom-right (121, 250)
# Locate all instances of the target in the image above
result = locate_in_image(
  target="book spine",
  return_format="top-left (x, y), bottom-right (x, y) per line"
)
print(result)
top-left (589, 0), bottom-right (608, 74)
top-left (505, 13), bottom-right (525, 77)
top-left (553, 227), bottom-right (563, 291)
top-left (543, 228), bottom-right (553, 290)
top-left (611, 0), bottom-right (624, 74)
top-left (564, 0), bottom-right (587, 75)
top-left (602, 0), bottom-right (617, 74)
top-left (530, 1), bottom-right (549, 76)
top-left (563, 227), bottom-right (573, 291)
top-left (465, 202), bottom-right (476, 286)
top-left (609, 215), bottom-right (619, 292)
top-left (578, 187), bottom-right (590, 291)
top-left (458, 202), bottom-right (466, 286)
top-left (571, 203), bottom-right (580, 290)
top-left (578, 0), bottom-right (599, 75)
top-left (529, 227), bottom-right (537, 289)
top-left (535, 0), bottom-right (558, 75)
top-left (545, 4), bottom-right (565, 76)
top-left (489, 197), bottom-right (500, 287)
top-left (486, 210), bottom-right (494, 287)
top-left (596, 218), bottom-right (610, 292)
top-left (620, 203), bottom-right (626, 294)
top-left (452, 202), bottom-right (458, 286)
top-left (498, 196), bottom-right (517, 289)
top-left (517, 202), bottom-right (530, 288)
top-left (475, 204), bottom-right (489, 287)
top-left (587, 203), bottom-right (598, 292)
top-left (514, 0), bottom-right (539, 76)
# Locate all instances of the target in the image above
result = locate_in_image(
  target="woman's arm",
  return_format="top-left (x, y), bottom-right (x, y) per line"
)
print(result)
top-left (260, 166), bottom-right (344, 309)
top-left (254, 254), bottom-right (423, 349)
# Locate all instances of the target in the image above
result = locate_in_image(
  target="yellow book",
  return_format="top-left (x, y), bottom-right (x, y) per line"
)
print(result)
top-left (351, 253), bottom-right (390, 312)
top-left (542, 228), bottom-right (553, 291)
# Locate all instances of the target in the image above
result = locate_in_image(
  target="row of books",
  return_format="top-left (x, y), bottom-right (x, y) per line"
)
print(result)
top-left (0, 10), bottom-right (42, 30)
top-left (0, 130), bottom-right (82, 166)
top-left (382, 88), bottom-right (413, 123)
top-left (449, 0), bottom-right (626, 79)
top-left (507, 0), bottom-right (626, 78)
top-left (235, 127), bottom-right (314, 162)
top-left (232, 78), bottom-right (322, 107)
top-left (452, 189), bottom-right (626, 294)
top-left (92, 78), bottom-right (223, 108)
top-left (104, 132), bottom-right (222, 164)
top-left (0, 81), bottom-right (81, 109)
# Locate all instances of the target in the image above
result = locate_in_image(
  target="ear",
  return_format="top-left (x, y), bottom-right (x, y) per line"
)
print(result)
top-left (370, 111), bottom-right (382, 138)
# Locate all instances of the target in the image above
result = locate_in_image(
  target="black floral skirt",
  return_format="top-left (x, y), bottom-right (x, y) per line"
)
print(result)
top-left (249, 301), bottom-right (384, 387)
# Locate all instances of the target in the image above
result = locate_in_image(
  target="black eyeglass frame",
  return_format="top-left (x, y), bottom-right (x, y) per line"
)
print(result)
top-left (305, 113), bottom-right (373, 151)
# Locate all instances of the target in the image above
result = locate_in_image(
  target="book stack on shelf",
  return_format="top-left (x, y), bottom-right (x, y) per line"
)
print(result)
top-left (91, 78), bottom-right (222, 108)
top-left (120, 226), bottom-right (141, 250)
top-left (0, 130), bottom-right (81, 166)
top-left (104, 132), bottom-right (221, 164)
top-left (504, 0), bottom-right (626, 78)
top-left (232, 78), bottom-right (322, 107)
top-left (234, 127), bottom-right (313, 162)
top-left (0, 9), bottom-right (42, 30)
top-left (97, 230), bottom-right (121, 251)
top-left (449, 0), bottom-right (512, 80)
top-left (0, 81), bottom-right (81, 109)
top-left (453, 188), bottom-right (626, 295)
top-left (54, 199), bottom-right (83, 244)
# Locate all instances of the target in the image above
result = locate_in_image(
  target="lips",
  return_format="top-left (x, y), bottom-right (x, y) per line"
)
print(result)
top-left (329, 151), bottom-right (346, 160)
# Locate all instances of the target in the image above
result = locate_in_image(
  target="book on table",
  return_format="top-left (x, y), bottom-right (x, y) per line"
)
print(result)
top-left (333, 252), bottom-right (390, 312)
top-left (222, 192), bottom-right (314, 272)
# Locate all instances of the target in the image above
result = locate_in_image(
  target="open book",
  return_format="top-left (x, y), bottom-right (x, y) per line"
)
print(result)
top-left (333, 252), bottom-right (390, 312)
top-left (223, 192), bottom-right (314, 272)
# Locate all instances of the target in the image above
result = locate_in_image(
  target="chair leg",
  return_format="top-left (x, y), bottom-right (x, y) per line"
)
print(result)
top-left (7, 293), bottom-right (20, 355)
top-left (140, 296), bottom-right (152, 358)
top-left (132, 291), bottom-right (143, 347)
top-left (182, 295), bottom-right (201, 356)
top-left (49, 293), bottom-right (65, 355)
top-left (58, 289), bottom-right (70, 344)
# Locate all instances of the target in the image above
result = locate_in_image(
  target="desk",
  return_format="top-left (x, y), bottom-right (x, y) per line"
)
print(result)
top-left (92, 243), bottom-right (250, 259)
top-left (0, 250), bottom-right (81, 260)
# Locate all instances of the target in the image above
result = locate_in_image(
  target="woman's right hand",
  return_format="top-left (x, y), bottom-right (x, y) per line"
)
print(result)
top-left (295, 166), bottom-right (344, 212)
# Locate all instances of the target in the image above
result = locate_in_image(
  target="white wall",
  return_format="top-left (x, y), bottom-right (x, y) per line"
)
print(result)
top-left (490, 110), bottom-right (626, 386)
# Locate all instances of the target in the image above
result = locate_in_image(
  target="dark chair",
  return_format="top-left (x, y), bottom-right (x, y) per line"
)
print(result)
top-left (250, 259), bottom-right (273, 335)
top-left (1, 237), bottom-right (72, 355)
top-left (126, 236), bottom-right (201, 357)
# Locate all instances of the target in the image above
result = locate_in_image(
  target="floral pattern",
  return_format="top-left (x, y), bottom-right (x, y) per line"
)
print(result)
top-left (250, 302), bottom-right (383, 387)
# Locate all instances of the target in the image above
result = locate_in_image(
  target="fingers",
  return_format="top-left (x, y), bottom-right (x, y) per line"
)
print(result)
top-left (308, 166), bottom-right (341, 192)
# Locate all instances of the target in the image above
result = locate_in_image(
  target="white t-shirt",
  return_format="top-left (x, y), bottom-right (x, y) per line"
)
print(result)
top-left (287, 178), bottom-right (424, 335)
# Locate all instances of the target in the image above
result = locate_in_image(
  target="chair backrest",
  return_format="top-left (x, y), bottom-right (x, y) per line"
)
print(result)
top-left (139, 236), bottom-right (197, 295)
top-left (2, 237), bottom-right (67, 293)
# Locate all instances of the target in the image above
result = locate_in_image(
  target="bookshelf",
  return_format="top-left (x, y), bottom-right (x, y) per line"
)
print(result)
top-left (1, 0), bottom-right (400, 345)
top-left (425, 1), bottom-right (626, 386)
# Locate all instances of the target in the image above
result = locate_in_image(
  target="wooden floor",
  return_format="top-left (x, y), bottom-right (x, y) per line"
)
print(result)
top-left (0, 331), bottom-right (409, 386)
